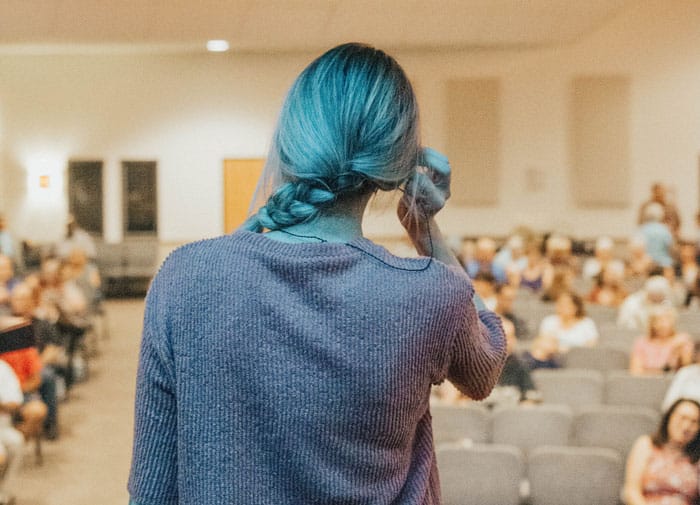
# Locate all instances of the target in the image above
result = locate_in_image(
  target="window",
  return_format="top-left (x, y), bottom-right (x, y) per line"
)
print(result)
top-left (122, 160), bottom-right (157, 234)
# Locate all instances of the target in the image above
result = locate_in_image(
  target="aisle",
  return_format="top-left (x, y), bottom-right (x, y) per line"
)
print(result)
top-left (12, 299), bottom-right (145, 505)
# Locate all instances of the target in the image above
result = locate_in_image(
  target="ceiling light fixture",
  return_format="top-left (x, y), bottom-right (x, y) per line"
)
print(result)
top-left (206, 40), bottom-right (230, 52)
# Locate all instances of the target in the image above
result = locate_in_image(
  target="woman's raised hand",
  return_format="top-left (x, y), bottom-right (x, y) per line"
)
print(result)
top-left (398, 147), bottom-right (452, 257)
top-left (401, 147), bottom-right (451, 220)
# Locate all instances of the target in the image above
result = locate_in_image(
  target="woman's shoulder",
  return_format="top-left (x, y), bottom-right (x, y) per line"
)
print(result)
top-left (578, 317), bottom-right (599, 330)
top-left (630, 434), bottom-right (654, 456)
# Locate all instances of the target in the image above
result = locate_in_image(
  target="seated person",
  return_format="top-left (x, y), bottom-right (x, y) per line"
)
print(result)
top-left (493, 235), bottom-right (527, 281)
top-left (538, 291), bottom-right (599, 352)
top-left (466, 237), bottom-right (507, 285)
top-left (629, 306), bottom-right (693, 376)
top-left (540, 264), bottom-right (575, 303)
top-left (472, 271), bottom-right (497, 311)
top-left (0, 320), bottom-right (47, 441)
top-left (677, 242), bottom-right (699, 307)
top-left (518, 241), bottom-right (545, 292)
top-left (494, 283), bottom-right (529, 339)
top-left (0, 358), bottom-right (23, 505)
top-left (618, 276), bottom-right (674, 332)
top-left (522, 333), bottom-right (562, 370)
top-left (626, 235), bottom-right (654, 281)
top-left (0, 255), bottom-right (19, 316)
top-left (10, 283), bottom-right (64, 439)
top-left (587, 260), bottom-right (628, 308)
top-left (624, 398), bottom-right (700, 505)
top-left (485, 319), bottom-right (538, 406)
top-left (662, 342), bottom-right (700, 411)
top-left (582, 236), bottom-right (615, 280)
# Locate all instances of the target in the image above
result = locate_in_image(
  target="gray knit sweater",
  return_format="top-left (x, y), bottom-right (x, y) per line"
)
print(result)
top-left (128, 230), bottom-right (506, 505)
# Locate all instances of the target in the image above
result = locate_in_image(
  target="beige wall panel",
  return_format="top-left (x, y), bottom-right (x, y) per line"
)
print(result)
top-left (570, 76), bottom-right (631, 207)
top-left (446, 79), bottom-right (501, 206)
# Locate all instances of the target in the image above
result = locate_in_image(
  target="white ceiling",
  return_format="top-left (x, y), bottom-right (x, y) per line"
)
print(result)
top-left (0, 0), bottom-right (638, 54)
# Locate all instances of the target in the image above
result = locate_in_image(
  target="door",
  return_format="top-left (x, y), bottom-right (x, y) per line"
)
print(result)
top-left (223, 158), bottom-right (265, 234)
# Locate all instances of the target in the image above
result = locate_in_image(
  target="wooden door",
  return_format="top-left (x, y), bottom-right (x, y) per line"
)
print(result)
top-left (223, 158), bottom-right (265, 234)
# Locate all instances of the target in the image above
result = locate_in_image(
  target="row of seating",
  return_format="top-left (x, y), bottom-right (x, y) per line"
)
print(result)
top-left (438, 443), bottom-right (623, 505)
top-left (432, 403), bottom-right (657, 460)
top-left (532, 369), bottom-right (672, 412)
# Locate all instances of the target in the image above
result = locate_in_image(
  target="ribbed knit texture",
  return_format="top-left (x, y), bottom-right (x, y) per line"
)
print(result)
top-left (128, 230), bottom-right (506, 505)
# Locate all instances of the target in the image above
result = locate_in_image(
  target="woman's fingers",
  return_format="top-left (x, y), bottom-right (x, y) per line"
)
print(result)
top-left (420, 147), bottom-right (450, 176)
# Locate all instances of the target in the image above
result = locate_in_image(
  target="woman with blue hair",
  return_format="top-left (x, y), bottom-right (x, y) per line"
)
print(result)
top-left (128, 43), bottom-right (506, 505)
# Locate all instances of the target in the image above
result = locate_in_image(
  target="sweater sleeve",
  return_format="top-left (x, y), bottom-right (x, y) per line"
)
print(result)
top-left (447, 305), bottom-right (507, 401)
top-left (128, 313), bottom-right (178, 504)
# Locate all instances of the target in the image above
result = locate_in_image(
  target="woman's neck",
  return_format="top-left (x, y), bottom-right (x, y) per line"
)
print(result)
top-left (265, 192), bottom-right (372, 244)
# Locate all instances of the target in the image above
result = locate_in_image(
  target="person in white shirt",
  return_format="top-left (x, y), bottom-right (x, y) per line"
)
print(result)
top-left (582, 236), bottom-right (615, 280)
top-left (617, 275), bottom-right (673, 331)
top-left (538, 291), bottom-right (599, 352)
top-left (662, 342), bottom-right (700, 412)
top-left (0, 358), bottom-right (25, 505)
top-left (55, 214), bottom-right (96, 261)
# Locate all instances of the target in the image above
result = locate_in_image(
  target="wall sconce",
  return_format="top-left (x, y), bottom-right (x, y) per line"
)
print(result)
top-left (39, 175), bottom-right (50, 188)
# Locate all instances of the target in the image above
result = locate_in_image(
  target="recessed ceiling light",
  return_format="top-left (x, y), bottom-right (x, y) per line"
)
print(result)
top-left (206, 40), bottom-right (230, 52)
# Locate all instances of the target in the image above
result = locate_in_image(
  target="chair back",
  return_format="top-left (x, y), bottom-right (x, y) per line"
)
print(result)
top-left (572, 405), bottom-right (659, 459)
top-left (491, 404), bottom-right (573, 456)
top-left (438, 443), bottom-right (524, 505)
top-left (528, 446), bottom-right (623, 505)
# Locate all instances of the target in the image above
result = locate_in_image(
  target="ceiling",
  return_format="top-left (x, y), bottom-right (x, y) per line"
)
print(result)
top-left (0, 0), bottom-right (638, 54)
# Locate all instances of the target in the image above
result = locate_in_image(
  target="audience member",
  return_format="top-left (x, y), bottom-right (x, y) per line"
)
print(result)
top-left (0, 321), bottom-right (48, 442)
top-left (520, 242), bottom-right (545, 292)
top-left (457, 238), bottom-right (475, 269)
top-left (582, 236), bottom-right (615, 279)
top-left (55, 214), bottom-right (96, 261)
top-left (629, 306), bottom-right (693, 375)
top-left (494, 283), bottom-right (530, 339)
top-left (64, 248), bottom-right (102, 312)
top-left (618, 276), bottom-right (674, 331)
top-left (540, 265), bottom-right (575, 302)
top-left (626, 235), bottom-right (654, 282)
top-left (0, 358), bottom-right (23, 505)
top-left (541, 235), bottom-right (576, 302)
top-left (522, 333), bottom-right (562, 370)
top-left (472, 271), bottom-right (498, 311)
top-left (662, 342), bottom-right (700, 412)
top-left (587, 260), bottom-right (628, 308)
top-left (538, 292), bottom-right (599, 352)
top-left (466, 237), bottom-right (507, 284)
top-left (0, 217), bottom-right (14, 266)
top-left (637, 203), bottom-right (675, 269)
top-left (638, 182), bottom-right (681, 238)
top-left (624, 398), bottom-right (699, 505)
top-left (493, 234), bottom-right (527, 285)
top-left (10, 284), bottom-right (64, 439)
top-left (676, 242), bottom-right (699, 307)
top-left (0, 256), bottom-right (19, 316)
top-left (485, 319), bottom-right (537, 405)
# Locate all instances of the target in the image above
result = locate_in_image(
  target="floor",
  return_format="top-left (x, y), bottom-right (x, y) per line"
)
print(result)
top-left (12, 299), bottom-right (144, 505)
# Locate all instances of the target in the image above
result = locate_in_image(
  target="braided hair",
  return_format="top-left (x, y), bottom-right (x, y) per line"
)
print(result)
top-left (244, 43), bottom-right (420, 232)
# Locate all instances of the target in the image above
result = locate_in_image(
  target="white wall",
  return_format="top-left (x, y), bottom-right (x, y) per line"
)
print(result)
top-left (1, 0), bottom-right (699, 246)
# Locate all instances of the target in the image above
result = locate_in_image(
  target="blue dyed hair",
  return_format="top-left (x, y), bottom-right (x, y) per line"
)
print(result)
top-left (244, 42), bottom-right (421, 232)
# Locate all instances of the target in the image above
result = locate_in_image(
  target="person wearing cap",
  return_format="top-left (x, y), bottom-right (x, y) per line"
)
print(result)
top-left (617, 275), bottom-right (674, 331)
